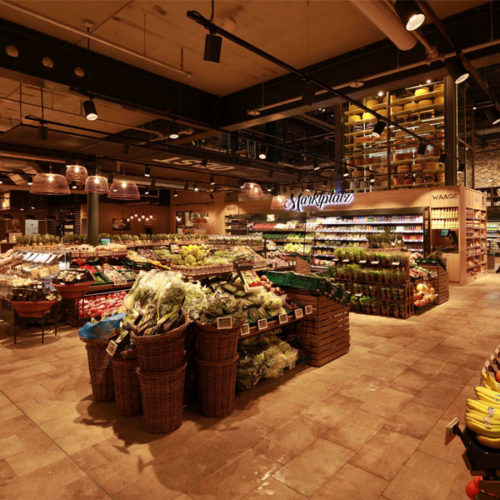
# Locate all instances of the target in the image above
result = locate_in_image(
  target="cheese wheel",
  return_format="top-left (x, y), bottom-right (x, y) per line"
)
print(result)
top-left (434, 96), bottom-right (444, 108)
top-left (366, 99), bottom-right (379, 109)
top-left (392, 105), bottom-right (403, 114)
top-left (418, 99), bottom-right (432, 108)
top-left (362, 111), bottom-right (376, 122)
top-left (415, 87), bottom-right (430, 96)
top-left (378, 109), bottom-right (388, 117)
top-left (348, 114), bottom-right (361, 124)
top-left (349, 103), bottom-right (361, 113)
top-left (433, 83), bottom-right (444, 93)
top-left (404, 101), bottom-right (418, 111)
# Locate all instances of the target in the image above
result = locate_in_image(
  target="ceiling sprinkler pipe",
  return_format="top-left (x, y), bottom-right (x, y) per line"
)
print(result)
top-left (348, 0), bottom-right (417, 51)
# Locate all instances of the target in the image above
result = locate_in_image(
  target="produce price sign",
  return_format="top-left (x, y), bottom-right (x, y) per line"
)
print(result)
top-left (359, 259), bottom-right (367, 264)
top-left (240, 323), bottom-right (250, 337)
top-left (257, 319), bottom-right (268, 331)
top-left (216, 316), bottom-right (233, 330)
top-left (304, 305), bottom-right (313, 315)
top-left (106, 340), bottom-right (118, 356)
top-left (294, 308), bottom-right (304, 319)
top-left (278, 313), bottom-right (288, 325)
top-left (392, 261), bottom-right (400, 266)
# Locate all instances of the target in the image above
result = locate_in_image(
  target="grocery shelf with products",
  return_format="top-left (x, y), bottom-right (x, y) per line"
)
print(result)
top-left (343, 80), bottom-right (445, 193)
top-left (487, 220), bottom-right (500, 255)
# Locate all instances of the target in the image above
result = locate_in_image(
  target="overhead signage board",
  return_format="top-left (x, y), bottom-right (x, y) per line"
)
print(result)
top-left (285, 191), bottom-right (354, 212)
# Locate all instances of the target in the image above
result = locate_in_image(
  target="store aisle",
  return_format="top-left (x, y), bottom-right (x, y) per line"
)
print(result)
top-left (0, 274), bottom-right (498, 500)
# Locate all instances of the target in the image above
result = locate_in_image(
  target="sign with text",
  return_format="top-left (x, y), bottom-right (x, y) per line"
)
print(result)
top-left (285, 191), bottom-right (354, 212)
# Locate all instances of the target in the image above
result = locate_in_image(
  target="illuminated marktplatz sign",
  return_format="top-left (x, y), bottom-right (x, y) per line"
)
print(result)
top-left (285, 191), bottom-right (354, 212)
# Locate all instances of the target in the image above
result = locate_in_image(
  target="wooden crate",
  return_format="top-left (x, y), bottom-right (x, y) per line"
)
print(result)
top-left (285, 289), bottom-right (349, 367)
top-left (422, 265), bottom-right (449, 304)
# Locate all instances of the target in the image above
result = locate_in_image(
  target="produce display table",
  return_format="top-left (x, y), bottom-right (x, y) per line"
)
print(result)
top-left (421, 264), bottom-right (449, 304)
top-left (285, 289), bottom-right (350, 367)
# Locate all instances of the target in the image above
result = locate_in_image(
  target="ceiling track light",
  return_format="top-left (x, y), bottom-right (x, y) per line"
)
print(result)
top-left (173, 189), bottom-right (178, 197)
top-left (258, 147), bottom-right (267, 160)
top-left (70, 181), bottom-right (78, 190)
top-left (204, 32), bottom-right (222, 63)
top-left (144, 167), bottom-right (151, 177)
top-left (445, 56), bottom-right (470, 84)
top-left (372, 119), bottom-right (386, 138)
top-left (83, 99), bottom-right (98, 121)
top-left (193, 184), bottom-right (199, 192)
top-left (394, 0), bottom-right (425, 31)
top-left (301, 81), bottom-right (316, 106)
top-left (417, 141), bottom-right (427, 156)
top-left (210, 175), bottom-right (215, 185)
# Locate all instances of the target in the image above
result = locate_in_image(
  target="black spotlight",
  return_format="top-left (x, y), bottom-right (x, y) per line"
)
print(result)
top-left (445, 56), bottom-right (469, 84)
top-left (394, 0), bottom-right (425, 31)
top-left (38, 124), bottom-right (48, 141)
top-left (372, 120), bottom-right (386, 138)
top-left (70, 181), bottom-right (77, 190)
top-left (343, 170), bottom-right (350, 178)
top-left (144, 167), bottom-right (151, 178)
top-left (193, 183), bottom-right (199, 192)
top-left (210, 175), bottom-right (215, 185)
top-left (439, 151), bottom-right (446, 164)
top-left (369, 174), bottom-right (375, 184)
top-left (417, 141), bottom-right (427, 156)
top-left (173, 189), bottom-right (178, 197)
top-left (28, 176), bottom-right (33, 186)
top-left (457, 162), bottom-right (465, 172)
top-left (123, 141), bottom-right (131, 155)
top-left (201, 157), bottom-right (208, 167)
top-left (83, 99), bottom-right (98, 120)
top-left (313, 160), bottom-right (320, 171)
top-left (204, 32), bottom-right (222, 63)
top-left (301, 81), bottom-right (316, 105)
top-left (239, 179), bottom-right (245, 189)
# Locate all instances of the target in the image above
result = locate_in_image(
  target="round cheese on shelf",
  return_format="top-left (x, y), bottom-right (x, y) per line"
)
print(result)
top-left (415, 87), bottom-right (430, 96)
top-left (391, 105), bottom-right (403, 114)
top-left (362, 111), bottom-right (376, 122)
top-left (418, 99), bottom-right (433, 108)
top-left (433, 83), bottom-right (444, 93)
top-left (366, 98), bottom-right (379, 109)
top-left (349, 103), bottom-right (361, 113)
top-left (404, 101), bottom-right (418, 111)
top-left (378, 109), bottom-right (388, 117)
top-left (434, 96), bottom-right (444, 108)
top-left (348, 114), bottom-right (361, 124)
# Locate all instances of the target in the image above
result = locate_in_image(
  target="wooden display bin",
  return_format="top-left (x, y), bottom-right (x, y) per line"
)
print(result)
top-left (285, 289), bottom-right (349, 367)
top-left (422, 264), bottom-right (449, 304)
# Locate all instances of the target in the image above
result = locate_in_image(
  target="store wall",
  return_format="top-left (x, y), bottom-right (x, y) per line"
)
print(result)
top-left (80, 202), bottom-right (171, 235)
top-left (474, 138), bottom-right (500, 187)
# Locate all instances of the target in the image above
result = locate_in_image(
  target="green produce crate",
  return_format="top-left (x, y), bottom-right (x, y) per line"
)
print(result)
top-left (263, 271), bottom-right (292, 287)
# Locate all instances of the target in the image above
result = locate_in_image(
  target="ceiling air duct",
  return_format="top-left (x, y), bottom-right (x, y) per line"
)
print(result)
top-left (348, 0), bottom-right (417, 51)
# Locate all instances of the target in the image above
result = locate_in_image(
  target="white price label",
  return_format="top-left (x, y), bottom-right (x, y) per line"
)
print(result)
top-left (106, 340), bottom-right (118, 357)
top-left (216, 316), bottom-right (233, 330)
top-left (257, 319), bottom-right (268, 331)
top-left (304, 305), bottom-right (313, 315)
top-left (278, 313), bottom-right (288, 325)
top-left (240, 323), bottom-right (250, 336)
top-left (294, 308), bottom-right (304, 319)
top-left (392, 261), bottom-right (400, 266)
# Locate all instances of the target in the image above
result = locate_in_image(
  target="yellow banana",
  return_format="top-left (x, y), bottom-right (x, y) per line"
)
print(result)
top-left (465, 417), bottom-right (500, 438)
top-left (476, 435), bottom-right (500, 449)
top-left (467, 398), bottom-right (500, 415)
top-left (481, 371), bottom-right (500, 392)
top-left (466, 410), bottom-right (500, 425)
top-left (475, 386), bottom-right (500, 404)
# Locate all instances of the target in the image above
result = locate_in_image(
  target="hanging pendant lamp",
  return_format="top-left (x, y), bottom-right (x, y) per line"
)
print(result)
top-left (30, 172), bottom-right (70, 195)
top-left (241, 181), bottom-right (263, 199)
top-left (108, 180), bottom-right (140, 200)
top-left (270, 194), bottom-right (287, 210)
top-left (85, 175), bottom-right (109, 195)
top-left (66, 163), bottom-right (88, 183)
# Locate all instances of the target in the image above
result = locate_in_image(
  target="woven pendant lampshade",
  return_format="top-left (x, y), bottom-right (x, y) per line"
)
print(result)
top-left (241, 182), bottom-right (263, 199)
top-left (65, 164), bottom-right (88, 183)
top-left (30, 173), bottom-right (70, 195)
top-left (85, 175), bottom-right (109, 195)
top-left (108, 180), bottom-right (140, 200)
top-left (270, 194), bottom-right (287, 210)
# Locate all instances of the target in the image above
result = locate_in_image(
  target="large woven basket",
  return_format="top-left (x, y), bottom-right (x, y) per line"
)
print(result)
top-left (51, 281), bottom-right (93, 300)
top-left (10, 300), bottom-right (58, 318)
top-left (84, 339), bottom-right (114, 402)
top-left (137, 363), bottom-right (186, 433)
top-left (112, 358), bottom-right (141, 416)
top-left (131, 318), bottom-right (189, 372)
top-left (196, 355), bottom-right (238, 418)
top-left (195, 322), bottom-right (241, 362)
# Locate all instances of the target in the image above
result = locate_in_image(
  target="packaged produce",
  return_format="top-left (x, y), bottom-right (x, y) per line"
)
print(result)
top-left (80, 290), bottom-right (127, 319)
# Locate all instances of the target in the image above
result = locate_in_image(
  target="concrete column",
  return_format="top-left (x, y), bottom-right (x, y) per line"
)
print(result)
top-left (444, 75), bottom-right (457, 186)
top-left (87, 192), bottom-right (99, 245)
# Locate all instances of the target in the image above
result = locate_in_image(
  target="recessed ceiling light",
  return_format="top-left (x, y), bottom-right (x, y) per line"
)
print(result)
top-left (350, 81), bottom-right (364, 89)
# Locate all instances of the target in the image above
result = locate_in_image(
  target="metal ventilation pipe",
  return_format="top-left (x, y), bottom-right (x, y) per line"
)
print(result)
top-left (348, 0), bottom-right (417, 51)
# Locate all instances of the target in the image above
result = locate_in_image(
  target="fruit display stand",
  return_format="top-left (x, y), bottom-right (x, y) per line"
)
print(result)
top-left (421, 264), bottom-right (449, 304)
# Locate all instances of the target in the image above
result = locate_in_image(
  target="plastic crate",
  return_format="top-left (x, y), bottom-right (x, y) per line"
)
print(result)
top-left (263, 271), bottom-right (292, 287)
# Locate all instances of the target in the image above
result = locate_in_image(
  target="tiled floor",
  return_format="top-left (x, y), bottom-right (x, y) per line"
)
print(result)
top-left (0, 273), bottom-right (499, 499)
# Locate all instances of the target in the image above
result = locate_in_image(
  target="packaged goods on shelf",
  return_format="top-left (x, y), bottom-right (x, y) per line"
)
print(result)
top-left (79, 291), bottom-right (127, 319)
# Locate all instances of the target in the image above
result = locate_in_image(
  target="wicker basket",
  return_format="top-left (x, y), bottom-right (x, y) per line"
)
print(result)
top-left (84, 339), bottom-right (114, 402)
top-left (196, 355), bottom-right (238, 418)
top-left (131, 318), bottom-right (189, 372)
top-left (51, 281), bottom-right (93, 300)
top-left (112, 358), bottom-right (141, 416)
top-left (195, 322), bottom-right (240, 362)
top-left (10, 300), bottom-right (58, 318)
top-left (137, 363), bottom-right (186, 433)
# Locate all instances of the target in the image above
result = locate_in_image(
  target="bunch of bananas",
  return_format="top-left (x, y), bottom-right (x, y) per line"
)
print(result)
top-left (465, 370), bottom-right (500, 448)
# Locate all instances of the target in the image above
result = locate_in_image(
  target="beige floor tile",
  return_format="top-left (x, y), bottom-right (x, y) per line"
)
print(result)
top-left (389, 369), bottom-right (431, 395)
top-left (384, 451), bottom-right (462, 500)
top-left (300, 393), bottom-right (362, 427)
top-left (273, 438), bottom-right (354, 496)
top-left (387, 400), bottom-right (443, 439)
top-left (189, 449), bottom-right (279, 500)
top-left (0, 457), bottom-right (16, 485)
top-left (349, 428), bottom-right (420, 481)
top-left (245, 478), bottom-right (307, 499)
top-left (255, 415), bottom-right (327, 464)
top-left (312, 463), bottom-right (388, 499)
top-left (359, 387), bottom-right (414, 419)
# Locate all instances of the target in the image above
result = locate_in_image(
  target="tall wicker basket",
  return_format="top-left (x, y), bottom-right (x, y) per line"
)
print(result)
top-left (196, 355), bottom-right (238, 418)
top-left (137, 363), bottom-right (186, 433)
top-left (131, 319), bottom-right (189, 372)
top-left (195, 322), bottom-right (240, 362)
top-left (83, 339), bottom-right (115, 402)
top-left (112, 358), bottom-right (141, 416)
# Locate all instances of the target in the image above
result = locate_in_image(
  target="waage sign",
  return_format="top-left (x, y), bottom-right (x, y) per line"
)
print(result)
top-left (285, 191), bottom-right (354, 212)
